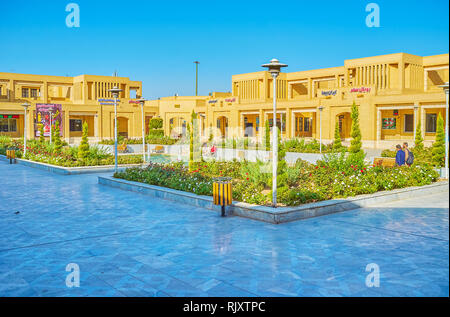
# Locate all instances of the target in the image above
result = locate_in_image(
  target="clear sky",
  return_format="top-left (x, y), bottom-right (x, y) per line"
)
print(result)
top-left (0, 0), bottom-right (448, 99)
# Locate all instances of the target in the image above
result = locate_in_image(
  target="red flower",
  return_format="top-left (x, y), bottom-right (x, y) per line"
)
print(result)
top-left (309, 173), bottom-right (312, 177)
top-left (342, 172), bottom-right (345, 175)
top-left (361, 170), bottom-right (364, 173)
top-left (315, 166), bottom-right (319, 169)
top-left (246, 177), bottom-right (249, 181)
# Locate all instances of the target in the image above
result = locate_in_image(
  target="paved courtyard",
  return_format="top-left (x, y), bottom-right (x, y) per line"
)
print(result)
top-left (0, 160), bottom-right (448, 297)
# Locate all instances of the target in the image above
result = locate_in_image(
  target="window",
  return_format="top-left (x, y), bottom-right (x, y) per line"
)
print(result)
top-left (31, 88), bottom-right (38, 98)
top-left (22, 88), bottom-right (29, 98)
top-left (404, 114), bottom-right (414, 132)
top-left (69, 119), bottom-right (83, 132)
top-left (0, 118), bottom-right (17, 132)
top-left (0, 86), bottom-right (2, 95)
top-left (426, 114), bottom-right (437, 133)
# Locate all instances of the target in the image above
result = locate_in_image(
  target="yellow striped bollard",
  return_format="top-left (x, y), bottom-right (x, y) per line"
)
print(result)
top-left (213, 177), bottom-right (233, 217)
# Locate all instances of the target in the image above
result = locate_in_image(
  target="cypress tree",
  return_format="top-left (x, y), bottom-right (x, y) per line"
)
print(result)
top-left (53, 121), bottom-right (62, 152)
top-left (78, 121), bottom-right (90, 161)
top-left (39, 124), bottom-right (45, 143)
top-left (349, 102), bottom-right (363, 155)
top-left (333, 120), bottom-right (342, 150)
top-left (431, 113), bottom-right (445, 167)
top-left (414, 119), bottom-right (424, 151)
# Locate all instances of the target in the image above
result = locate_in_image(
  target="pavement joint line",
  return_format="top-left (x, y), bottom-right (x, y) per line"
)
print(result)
top-left (324, 217), bottom-right (449, 242)
top-left (0, 228), bottom-right (148, 253)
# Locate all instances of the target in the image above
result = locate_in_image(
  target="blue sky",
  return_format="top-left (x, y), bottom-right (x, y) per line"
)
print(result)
top-left (0, 0), bottom-right (448, 99)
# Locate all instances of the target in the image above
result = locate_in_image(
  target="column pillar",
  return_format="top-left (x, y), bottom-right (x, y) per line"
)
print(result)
top-left (94, 114), bottom-right (99, 138)
top-left (413, 103), bottom-right (419, 144)
top-left (376, 107), bottom-right (381, 148)
top-left (286, 107), bottom-right (292, 139)
top-left (421, 107), bottom-right (426, 140)
top-left (64, 110), bottom-right (70, 142)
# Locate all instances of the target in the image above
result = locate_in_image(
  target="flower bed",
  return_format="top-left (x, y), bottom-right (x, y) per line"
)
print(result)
top-left (0, 137), bottom-right (143, 167)
top-left (114, 153), bottom-right (439, 207)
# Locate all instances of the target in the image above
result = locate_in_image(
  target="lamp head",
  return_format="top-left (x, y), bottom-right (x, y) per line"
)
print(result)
top-left (21, 102), bottom-right (31, 109)
top-left (137, 98), bottom-right (146, 105)
top-left (109, 86), bottom-right (123, 98)
top-left (261, 58), bottom-right (288, 77)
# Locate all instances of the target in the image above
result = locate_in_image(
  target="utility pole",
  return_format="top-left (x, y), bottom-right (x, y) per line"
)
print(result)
top-left (194, 61), bottom-right (200, 96)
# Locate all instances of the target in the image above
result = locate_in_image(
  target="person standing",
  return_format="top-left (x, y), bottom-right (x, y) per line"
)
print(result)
top-left (395, 144), bottom-right (405, 166)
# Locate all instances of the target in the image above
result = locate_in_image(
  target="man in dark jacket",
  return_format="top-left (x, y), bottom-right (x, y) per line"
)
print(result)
top-left (395, 144), bottom-right (405, 166)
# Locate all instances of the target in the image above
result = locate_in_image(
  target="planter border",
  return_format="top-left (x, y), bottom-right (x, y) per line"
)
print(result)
top-left (0, 154), bottom-right (143, 175)
top-left (98, 175), bottom-right (448, 224)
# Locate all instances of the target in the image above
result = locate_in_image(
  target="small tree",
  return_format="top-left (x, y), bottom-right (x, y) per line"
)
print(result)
top-left (78, 121), bottom-right (90, 160)
top-left (414, 119), bottom-right (424, 151)
top-left (348, 102), bottom-right (365, 164)
top-left (39, 124), bottom-right (45, 143)
top-left (53, 120), bottom-right (62, 152)
top-left (265, 120), bottom-right (270, 151)
top-left (349, 102), bottom-right (362, 153)
top-left (333, 120), bottom-right (342, 150)
top-left (147, 118), bottom-right (164, 139)
top-left (432, 113), bottom-right (445, 167)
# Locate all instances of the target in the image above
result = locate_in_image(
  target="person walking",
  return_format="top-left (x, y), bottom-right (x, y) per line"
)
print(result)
top-left (403, 142), bottom-right (414, 167)
top-left (395, 144), bottom-right (405, 166)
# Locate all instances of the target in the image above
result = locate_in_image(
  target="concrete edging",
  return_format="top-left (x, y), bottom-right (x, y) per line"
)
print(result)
top-left (98, 175), bottom-right (448, 224)
top-left (0, 154), bottom-right (143, 175)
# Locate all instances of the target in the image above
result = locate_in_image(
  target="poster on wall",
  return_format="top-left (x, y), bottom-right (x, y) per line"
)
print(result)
top-left (382, 118), bottom-right (396, 130)
top-left (35, 104), bottom-right (63, 136)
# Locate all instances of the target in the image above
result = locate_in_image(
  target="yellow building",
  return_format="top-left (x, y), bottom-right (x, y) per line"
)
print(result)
top-left (1, 52), bottom-right (448, 149)
top-left (155, 52), bottom-right (449, 149)
top-left (0, 73), bottom-right (158, 142)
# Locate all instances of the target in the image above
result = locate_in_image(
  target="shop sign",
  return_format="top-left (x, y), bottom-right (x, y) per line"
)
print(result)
top-left (321, 90), bottom-right (337, 96)
top-left (350, 87), bottom-right (371, 93)
top-left (225, 98), bottom-right (236, 102)
top-left (208, 99), bottom-right (218, 104)
top-left (98, 98), bottom-right (120, 105)
top-left (129, 100), bottom-right (141, 104)
top-left (35, 104), bottom-right (63, 137)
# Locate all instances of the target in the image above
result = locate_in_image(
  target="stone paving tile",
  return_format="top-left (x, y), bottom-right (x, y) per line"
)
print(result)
top-left (0, 160), bottom-right (448, 297)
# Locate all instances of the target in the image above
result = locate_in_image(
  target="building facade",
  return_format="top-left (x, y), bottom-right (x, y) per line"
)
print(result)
top-left (156, 52), bottom-right (448, 149)
top-left (0, 73), bottom-right (158, 142)
top-left (1, 52), bottom-right (448, 149)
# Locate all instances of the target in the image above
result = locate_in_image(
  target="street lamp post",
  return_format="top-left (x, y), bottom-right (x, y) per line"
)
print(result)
top-left (194, 61), bottom-right (200, 96)
top-left (21, 103), bottom-right (31, 156)
top-left (49, 110), bottom-right (53, 144)
top-left (439, 82), bottom-right (449, 179)
top-left (318, 106), bottom-right (324, 154)
top-left (137, 98), bottom-right (147, 163)
top-left (262, 58), bottom-right (288, 207)
top-left (109, 86), bottom-right (123, 173)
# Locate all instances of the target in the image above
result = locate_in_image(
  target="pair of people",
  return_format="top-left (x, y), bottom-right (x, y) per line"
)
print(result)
top-left (395, 142), bottom-right (413, 166)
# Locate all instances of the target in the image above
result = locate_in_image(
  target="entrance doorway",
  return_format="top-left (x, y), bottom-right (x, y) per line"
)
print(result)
top-left (336, 112), bottom-right (351, 140)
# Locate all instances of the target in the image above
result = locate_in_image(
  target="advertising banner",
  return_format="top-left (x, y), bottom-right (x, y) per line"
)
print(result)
top-left (35, 104), bottom-right (63, 137)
